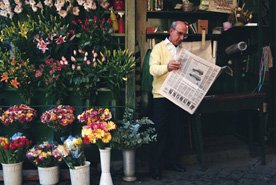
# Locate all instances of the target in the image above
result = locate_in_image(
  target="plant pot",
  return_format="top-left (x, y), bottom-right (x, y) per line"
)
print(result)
top-left (69, 161), bottom-right (90, 185)
top-left (122, 149), bottom-right (137, 181)
top-left (2, 162), bottom-right (23, 185)
top-left (38, 166), bottom-right (59, 185)
top-left (99, 147), bottom-right (113, 185)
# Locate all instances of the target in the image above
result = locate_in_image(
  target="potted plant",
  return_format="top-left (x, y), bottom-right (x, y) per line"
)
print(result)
top-left (26, 142), bottom-right (62, 185)
top-left (78, 108), bottom-right (116, 185)
top-left (0, 132), bottom-right (32, 185)
top-left (98, 49), bottom-right (136, 118)
top-left (56, 136), bottom-right (89, 185)
top-left (112, 108), bottom-right (157, 181)
top-left (228, 3), bottom-right (253, 26)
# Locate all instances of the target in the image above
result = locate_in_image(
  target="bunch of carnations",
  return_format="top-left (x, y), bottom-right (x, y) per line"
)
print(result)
top-left (40, 105), bottom-right (75, 131)
top-left (0, 132), bottom-right (32, 164)
top-left (56, 136), bottom-right (86, 169)
top-left (26, 142), bottom-right (62, 167)
top-left (1, 104), bottom-right (37, 127)
top-left (78, 108), bottom-right (116, 149)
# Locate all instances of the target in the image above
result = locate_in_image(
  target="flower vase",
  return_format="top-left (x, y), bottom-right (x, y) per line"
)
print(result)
top-left (99, 147), bottom-right (113, 185)
top-left (38, 166), bottom-right (59, 185)
top-left (2, 162), bottom-right (23, 185)
top-left (69, 161), bottom-right (91, 185)
top-left (122, 149), bottom-right (137, 181)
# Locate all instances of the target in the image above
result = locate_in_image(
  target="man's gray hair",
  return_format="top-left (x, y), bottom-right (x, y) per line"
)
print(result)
top-left (170, 21), bottom-right (177, 29)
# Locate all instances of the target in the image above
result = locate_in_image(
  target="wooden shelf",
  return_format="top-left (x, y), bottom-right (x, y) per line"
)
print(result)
top-left (111, 33), bottom-right (126, 37)
top-left (147, 10), bottom-right (228, 20)
top-left (146, 32), bottom-right (221, 41)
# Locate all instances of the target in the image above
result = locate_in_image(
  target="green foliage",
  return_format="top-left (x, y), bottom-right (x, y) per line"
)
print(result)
top-left (112, 108), bottom-right (157, 150)
top-left (99, 49), bottom-right (136, 99)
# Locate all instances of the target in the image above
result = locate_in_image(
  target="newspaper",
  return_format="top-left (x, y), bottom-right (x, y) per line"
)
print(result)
top-left (160, 49), bottom-right (222, 115)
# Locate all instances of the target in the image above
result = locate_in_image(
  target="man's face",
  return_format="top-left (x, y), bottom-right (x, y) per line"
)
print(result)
top-left (169, 22), bottom-right (187, 46)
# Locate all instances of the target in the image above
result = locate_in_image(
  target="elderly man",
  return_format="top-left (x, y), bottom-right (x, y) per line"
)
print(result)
top-left (149, 21), bottom-right (188, 180)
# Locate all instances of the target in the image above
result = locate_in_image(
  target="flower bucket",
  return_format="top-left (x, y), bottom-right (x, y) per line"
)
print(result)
top-left (69, 161), bottom-right (90, 185)
top-left (38, 166), bottom-right (59, 185)
top-left (99, 147), bottom-right (113, 185)
top-left (122, 149), bottom-right (137, 182)
top-left (2, 162), bottom-right (23, 185)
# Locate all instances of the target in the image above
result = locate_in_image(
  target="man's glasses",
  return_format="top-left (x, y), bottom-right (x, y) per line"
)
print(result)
top-left (174, 28), bottom-right (188, 39)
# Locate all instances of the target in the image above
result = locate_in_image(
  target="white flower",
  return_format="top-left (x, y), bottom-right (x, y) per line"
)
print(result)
top-left (72, 6), bottom-right (80, 16)
top-left (14, 5), bottom-right (23, 14)
top-left (44, 0), bottom-right (53, 7)
top-left (77, 0), bottom-right (85, 6)
top-left (58, 9), bottom-right (68, 18)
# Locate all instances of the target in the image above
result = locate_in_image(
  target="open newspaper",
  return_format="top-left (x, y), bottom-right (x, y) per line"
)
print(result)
top-left (160, 49), bottom-right (231, 115)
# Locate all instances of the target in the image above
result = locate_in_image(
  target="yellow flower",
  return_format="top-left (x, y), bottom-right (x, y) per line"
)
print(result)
top-left (81, 126), bottom-right (93, 137)
top-left (0, 31), bottom-right (4, 42)
top-left (41, 152), bottom-right (47, 158)
top-left (74, 138), bottom-right (83, 146)
top-left (102, 132), bottom-right (111, 143)
top-left (50, 113), bottom-right (57, 121)
top-left (18, 22), bottom-right (29, 39)
top-left (26, 112), bottom-right (34, 118)
top-left (107, 121), bottom-right (116, 130)
top-left (56, 145), bottom-right (69, 157)
top-left (95, 129), bottom-right (105, 139)
top-left (0, 137), bottom-right (9, 146)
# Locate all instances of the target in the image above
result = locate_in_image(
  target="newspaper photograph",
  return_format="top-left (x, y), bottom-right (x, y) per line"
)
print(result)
top-left (160, 49), bottom-right (221, 114)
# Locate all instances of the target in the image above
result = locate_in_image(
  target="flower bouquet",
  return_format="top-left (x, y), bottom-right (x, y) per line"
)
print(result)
top-left (56, 136), bottom-right (86, 169)
top-left (56, 136), bottom-right (90, 185)
top-left (1, 104), bottom-right (37, 125)
top-left (111, 108), bottom-right (156, 181)
top-left (0, 52), bottom-right (36, 102)
top-left (0, 132), bottom-right (32, 164)
top-left (26, 142), bottom-right (62, 167)
top-left (0, 132), bottom-right (32, 185)
top-left (78, 108), bottom-right (116, 185)
top-left (1, 104), bottom-right (37, 131)
top-left (26, 142), bottom-right (62, 185)
top-left (40, 105), bottom-right (75, 142)
top-left (112, 108), bottom-right (157, 150)
top-left (78, 108), bottom-right (116, 149)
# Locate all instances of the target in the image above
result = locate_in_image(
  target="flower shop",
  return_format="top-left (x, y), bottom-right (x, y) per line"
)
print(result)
top-left (0, 0), bottom-right (152, 184)
top-left (1, 0), bottom-right (276, 184)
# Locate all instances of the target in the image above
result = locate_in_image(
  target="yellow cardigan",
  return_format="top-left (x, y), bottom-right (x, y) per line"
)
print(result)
top-left (149, 40), bottom-right (174, 98)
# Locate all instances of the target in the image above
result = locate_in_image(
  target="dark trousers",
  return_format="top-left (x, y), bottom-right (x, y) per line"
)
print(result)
top-left (150, 98), bottom-right (186, 171)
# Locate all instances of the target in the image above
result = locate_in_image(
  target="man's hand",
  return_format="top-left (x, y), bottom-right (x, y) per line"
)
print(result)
top-left (167, 60), bottom-right (181, 72)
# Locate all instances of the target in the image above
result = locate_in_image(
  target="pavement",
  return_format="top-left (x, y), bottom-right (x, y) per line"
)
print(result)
top-left (2, 135), bottom-right (276, 185)
top-left (10, 153), bottom-right (276, 185)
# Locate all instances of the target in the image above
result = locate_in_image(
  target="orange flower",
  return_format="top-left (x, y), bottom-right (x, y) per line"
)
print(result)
top-left (1, 73), bottom-right (9, 82)
top-left (10, 77), bottom-right (20, 88)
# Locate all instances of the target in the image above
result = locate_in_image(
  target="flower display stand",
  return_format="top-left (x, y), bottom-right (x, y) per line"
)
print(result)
top-left (99, 147), bottom-right (113, 185)
top-left (69, 161), bottom-right (90, 185)
top-left (38, 166), bottom-right (59, 185)
top-left (1, 162), bottom-right (23, 185)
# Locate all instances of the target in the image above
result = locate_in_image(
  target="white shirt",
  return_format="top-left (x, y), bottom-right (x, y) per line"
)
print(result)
top-left (164, 38), bottom-right (184, 60)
